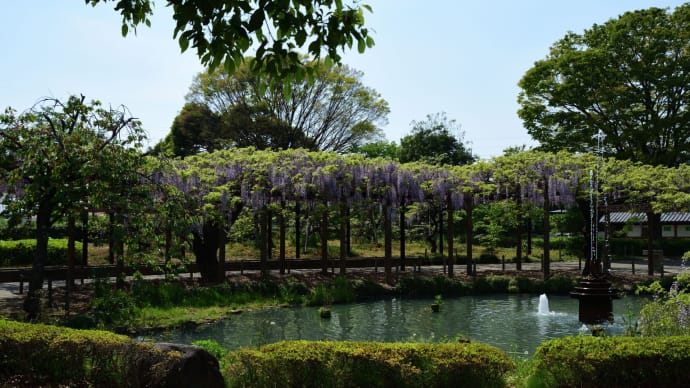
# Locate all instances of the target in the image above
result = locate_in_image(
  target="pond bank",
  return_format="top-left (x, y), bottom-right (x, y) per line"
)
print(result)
top-left (0, 267), bottom-right (663, 333)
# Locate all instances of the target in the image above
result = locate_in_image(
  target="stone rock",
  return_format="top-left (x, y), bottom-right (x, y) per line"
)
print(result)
top-left (152, 343), bottom-right (225, 388)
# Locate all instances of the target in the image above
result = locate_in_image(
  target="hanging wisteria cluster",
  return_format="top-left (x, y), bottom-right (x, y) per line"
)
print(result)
top-left (147, 148), bottom-right (690, 228)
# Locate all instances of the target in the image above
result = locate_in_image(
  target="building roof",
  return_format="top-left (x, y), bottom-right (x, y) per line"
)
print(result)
top-left (602, 212), bottom-right (690, 224)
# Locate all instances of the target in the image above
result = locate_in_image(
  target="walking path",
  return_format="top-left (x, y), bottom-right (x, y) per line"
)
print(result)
top-left (0, 258), bottom-right (683, 303)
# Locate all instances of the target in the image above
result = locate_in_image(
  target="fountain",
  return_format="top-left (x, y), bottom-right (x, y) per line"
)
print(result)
top-left (537, 294), bottom-right (550, 315)
top-left (570, 130), bottom-right (619, 324)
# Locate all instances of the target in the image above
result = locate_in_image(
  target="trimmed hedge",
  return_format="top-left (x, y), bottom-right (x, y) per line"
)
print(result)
top-left (0, 319), bottom-right (175, 387)
top-left (0, 238), bottom-right (81, 266)
top-left (532, 336), bottom-right (690, 387)
top-left (224, 340), bottom-right (514, 387)
top-left (608, 237), bottom-right (690, 258)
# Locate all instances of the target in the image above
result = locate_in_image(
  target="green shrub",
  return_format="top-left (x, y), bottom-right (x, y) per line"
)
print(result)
top-left (224, 340), bottom-right (514, 388)
top-left (350, 278), bottom-right (387, 298)
top-left (304, 276), bottom-right (357, 306)
top-left (543, 276), bottom-right (576, 294)
top-left (478, 253), bottom-right (500, 264)
top-left (507, 278), bottom-right (520, 293)
top-left (636, 273), bottom-right (690, 336)
top-left (307, 283), bottom-right (333, 306)
top-left (192, 339), bottom-right (228, 362)
top-left (395, 276), bottom-right (473, 296)
top-left (532, 336), bottom-right (690, 387)
top-left (607, 237), bottom-right (690, 258)
top-left (474, 275), bottom-right (511, 292)
top-left (0, 238), bottom-right (82, 266)
top-left (533, 235), bottom-right (584, 256)
top-left (278, 279), bottom-right (310, 305)
top-left (513, 277), bottom-right (534, 293)
top-left (496, 276), bottom-right (575, 295)
top-left (88, 278), bottom-right (139, 326)
top-left (0, 319), bottom-right (176, 387)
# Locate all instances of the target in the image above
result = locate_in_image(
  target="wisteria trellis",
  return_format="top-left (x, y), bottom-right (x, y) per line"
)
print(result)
top-left (148, 148), bottom-right (690, 281)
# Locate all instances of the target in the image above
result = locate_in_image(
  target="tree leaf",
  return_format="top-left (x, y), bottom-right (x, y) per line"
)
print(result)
top-left (179, 35), bottom-right (189, 52)
top-left (295, 30), bottom-right (307, 47)
top-left (248, 10), bottom-right (264, 31)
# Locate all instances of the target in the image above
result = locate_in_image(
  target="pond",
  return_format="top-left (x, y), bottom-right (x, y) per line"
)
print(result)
top-left (143, 294), bottom-right (643, 355)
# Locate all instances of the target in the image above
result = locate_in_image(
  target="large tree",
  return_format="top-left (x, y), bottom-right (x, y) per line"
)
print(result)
top-left (518, 4), bottom-right (690, 167)
top-left (0, 95), bottom-right (146, 317)
top-left (87, 0), bottom-right (374, 83)
top-left (154, 102), bottom-right (226, 157)
top-left (399, 112), bottom-right (475, 166)
top-left (159, 60), bottom-right (388, 154)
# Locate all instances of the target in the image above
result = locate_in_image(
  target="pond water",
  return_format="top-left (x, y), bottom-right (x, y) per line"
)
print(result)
top-left (143, 294), bottom-right (643, 355)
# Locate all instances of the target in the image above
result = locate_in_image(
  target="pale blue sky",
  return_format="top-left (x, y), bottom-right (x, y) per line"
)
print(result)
top-left (1, 1), bottom-right (687, 158)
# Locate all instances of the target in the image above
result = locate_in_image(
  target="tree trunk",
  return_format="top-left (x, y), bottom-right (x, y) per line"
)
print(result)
top-left (267, 209), bottom-right (273, 260)
top-left (295, 202), bottom-right (301, 259)
top-left (646, 211), bottom-right (662, 276)
top-left (465, 193), bottom-right (474, 274)
top-left (384, 203), bottom-right (392, 284)
top-left (24, 200), bottom-right (52, 318)
top-left (257, 210), bottom-right (268, 276)
top-left (515, 186), bottom-right (523, 271)
top-left (109, 210), bottom-right (125, 290)
top-left (280, 201), bottom-right (286, 275)
top-left (526, 217), bottom-right (533, 255)
top-left (542, 180), bottom-right (551, 280)
top-left (192, 219), bottom-right (222, 283)
top-left (66, 215), bottom-right (76, 315)
top-left (447, 193), bottom-right (455, 277)
top-left (646, 212), bottom-right (653, 275)
top-left (108, 212), bottom-right (115, 265)
top-left (164, 224), bottom-right (172, 277)
top-left (603, 210), bottom-right (611, 272)
top-left (81, 210), bottom-right (89, 266)
top-left (399, 201), bottom-right (406, 272)
top-left (438, 205), bottom-right (444, 261)
top-left (426, 206), bottom-right (437, 254)
top-left (218, 224), bottom-right (226, 282)
top-left (346, 206), bottom-right (351, 256)
top-left (339, 200), bottom-right (347, 274)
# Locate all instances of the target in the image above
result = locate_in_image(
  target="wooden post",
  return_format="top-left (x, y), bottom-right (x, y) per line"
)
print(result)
top-left (295, 202), bottom-right (301, 259)
top-left (346, 205), bottom-right (352, 257)
top-left (384, 202), bottom-right (393, 284)
top-left (446, 192), bottom-right (454, 277)
top-left (340, 199), bottom-right (347, 274)
top-left (81, 210), bottom-right (89, 282)
top-left (66, 215), bottom-right (76, 315)
top-left (320, 200), bottom-right (329, 274)
top-left (280, 201), bottom-right (286, 275)
top-left (400, 200), bottom-right (406, 272)
top-left (47, 277), bottom-right (52, 305)
top-left (465, 193), bottom-right (474, 274)
top-left (438, 205), bottom-right (444, 268)
top-left (267, 209), bottom-right (273, 261)
top-left (218, 223), bottom-right (226, 281)
top-left (646, 212), bottom-right (652, 275)
top-left (542, 178), bottom-right (551, 279)
top-left (516, 183), bottom-right (523, 271)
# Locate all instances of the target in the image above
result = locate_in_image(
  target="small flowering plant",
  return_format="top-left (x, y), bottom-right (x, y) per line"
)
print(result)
top-left (636, 254), bottom-right (690, 336)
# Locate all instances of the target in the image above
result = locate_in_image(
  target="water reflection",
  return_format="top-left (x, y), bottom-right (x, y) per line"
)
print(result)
top-left (145, 294), bottom-right (641, 355)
